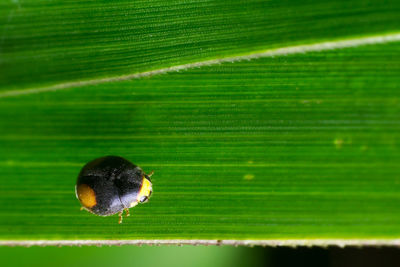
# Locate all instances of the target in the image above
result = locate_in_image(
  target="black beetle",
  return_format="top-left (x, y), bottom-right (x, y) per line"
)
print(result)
top-left (75, 156), bottom-right (153, 223)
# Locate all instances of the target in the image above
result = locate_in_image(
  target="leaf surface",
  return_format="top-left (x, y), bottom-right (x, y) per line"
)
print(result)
top-left (1, 41), bottom-right (399, 242)
top-left (1, 0), bottom-right (400, 91)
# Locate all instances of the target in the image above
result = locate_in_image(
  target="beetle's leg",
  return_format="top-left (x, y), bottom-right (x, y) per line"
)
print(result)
top-left (124, 208), bottom-right (130, 217)
top-left (80, 207), bottom-right (84, 211)
top-left (147, 170), bottom-right (154, 178)
top-left (118, 211), bottom-right (123, 224)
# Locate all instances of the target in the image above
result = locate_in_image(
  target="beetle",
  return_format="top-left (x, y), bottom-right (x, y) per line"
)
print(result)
top-left (75, 156), bottom-right (153, 223)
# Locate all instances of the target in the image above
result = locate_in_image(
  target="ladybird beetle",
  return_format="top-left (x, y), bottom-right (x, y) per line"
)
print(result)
top-left (75, 156), bottom-right (153, 224)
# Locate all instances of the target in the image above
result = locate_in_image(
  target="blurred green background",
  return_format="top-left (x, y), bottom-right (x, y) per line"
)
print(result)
top-left (1, 246), bottom-right (264, 267)
top-left (2, 245), bottom-right (400, 267)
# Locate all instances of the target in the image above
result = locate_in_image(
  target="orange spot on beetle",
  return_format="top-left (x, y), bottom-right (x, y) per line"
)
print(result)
top-left (77, 184), bottom-right (97, 208)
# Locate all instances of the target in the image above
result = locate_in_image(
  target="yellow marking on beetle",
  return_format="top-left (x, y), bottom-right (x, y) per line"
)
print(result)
top-left (137, 177), bottom-right (152, 202)
top-left (77, 184), bottom-right (97, 208)
top-left (130, 201), bottom-right (138, 208)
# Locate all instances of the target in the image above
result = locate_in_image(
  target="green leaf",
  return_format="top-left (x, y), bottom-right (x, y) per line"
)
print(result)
top-left (1, 40), bottom-right (400, 244)
top-left (1, 0), bottom-right (400, 245)
top-left (1, 0), bottom-right (400, 91)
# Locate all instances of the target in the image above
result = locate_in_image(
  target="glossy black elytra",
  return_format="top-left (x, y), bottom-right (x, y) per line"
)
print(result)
top-left (75, 156), bottom-right (153, 224)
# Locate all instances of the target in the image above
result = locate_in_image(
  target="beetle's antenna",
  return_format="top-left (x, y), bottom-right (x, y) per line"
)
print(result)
top-left (147, 171), bottom-right (154, 178)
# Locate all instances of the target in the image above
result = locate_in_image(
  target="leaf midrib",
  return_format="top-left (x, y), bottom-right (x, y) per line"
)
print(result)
top-left (1, 31), bottom-right (400, 99)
